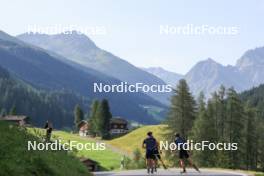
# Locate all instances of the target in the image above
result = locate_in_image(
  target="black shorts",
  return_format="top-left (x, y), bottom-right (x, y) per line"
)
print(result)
top-left (179, 149), bottom-right (189, 159)
top-left (153, 150), bottom-right (161, 160)
top-left (146, 150), bottom-right (155, 159)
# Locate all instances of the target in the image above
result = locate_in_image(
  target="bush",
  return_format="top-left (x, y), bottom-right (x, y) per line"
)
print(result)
top-left (123, 148), bottom-right (146, 169)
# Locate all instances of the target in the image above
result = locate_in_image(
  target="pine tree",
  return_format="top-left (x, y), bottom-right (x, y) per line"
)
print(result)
top-left (209, 86), bottom-right (227, 140)
top-left (244, 105), bottom-right (258, 170)
top-left (165, 79), bottom-right (196, 140)
top-left (218, 85), bottom-right (226, 138)
top-left (226, 88), bottom-right (245, 169)
top-left (209, 87), bottom-right (230, 167)
top-left (258, 117), bottom-right (264, 171)
top-left (191, 92), bottom-right (217, 167)
top-left (95, 99), bottom-right (112, 139)
top-left (88, 100), bottom-right (100, 136)
top-left (74, 104), bottom-right (84, 130)
top-left (255, 110), bottom-right (264, 171)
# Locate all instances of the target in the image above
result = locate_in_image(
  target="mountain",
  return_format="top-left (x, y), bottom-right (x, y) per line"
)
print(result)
top-left (142, 67), bottom-right (183, 86)
top-left (143, 47), bottom-right (264, 99)
top-left (185, 47), bottom-right (264, 98)
top-left (0, 30), bottom-right (165, 124)
top-left (236, 47), bottom-right (264, 86)
top-left (184, 58), bottom-right (247, 97)
top-left (15, 31), bottom-right (264, 102)
top-left (17, 32), bottom-right (170, 104)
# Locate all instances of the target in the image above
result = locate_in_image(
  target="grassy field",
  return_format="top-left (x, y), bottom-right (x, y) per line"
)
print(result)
top-left (107, 125), bottom-right (166, 154)
top-left (28, 128), bottom-right (122, 170)
top-left (0, 122), bottom-right (91, 176)
top-left (53, 131), bottom-right (122, 170)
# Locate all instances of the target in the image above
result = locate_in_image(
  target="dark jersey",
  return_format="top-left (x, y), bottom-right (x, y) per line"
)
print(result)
top-left (175, 137), bottom-right (186, 150)
top-left (175, 137), bottom-right (189, 159)
top-left (143, 136), bottom-right (157, 151)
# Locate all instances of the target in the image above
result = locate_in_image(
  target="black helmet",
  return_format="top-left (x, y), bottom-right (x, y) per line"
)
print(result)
top-left (147, 131), bottom-right (153, 136)
top-left (175, 133), bottom-right (180, 137)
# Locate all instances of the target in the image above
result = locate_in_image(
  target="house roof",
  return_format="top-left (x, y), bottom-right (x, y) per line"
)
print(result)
top-left (79, 157), bottom-right (98, 164)
top-left (0, 115), bottom-right (28, 121)
top-left (78, 120), bottom-right (88, 128)
top-left (110, 117), bottom-right (128, 125)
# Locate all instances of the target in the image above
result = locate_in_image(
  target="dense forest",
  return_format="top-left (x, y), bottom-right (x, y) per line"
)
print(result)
top-left (165, 79), bottom-right (264, 171)
top-left (0, 66), bottom-right (90, 128)
top-left (240, 84), bottom-right (264, 116)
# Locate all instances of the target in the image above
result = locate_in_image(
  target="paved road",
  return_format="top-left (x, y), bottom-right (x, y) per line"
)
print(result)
top-left (93, 169), bottom-right (248, 176)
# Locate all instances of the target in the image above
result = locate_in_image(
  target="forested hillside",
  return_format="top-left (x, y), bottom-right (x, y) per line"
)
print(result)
top-left (239, 84), bottom-right (264, 117)
top-left (0, 66), bottom-right (89, 128)
top-left (164, 79), bottom-right (264, 171)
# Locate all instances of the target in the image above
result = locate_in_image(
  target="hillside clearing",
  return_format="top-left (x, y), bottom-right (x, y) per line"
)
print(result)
top-left (107, 125), bottom-right (166, 154)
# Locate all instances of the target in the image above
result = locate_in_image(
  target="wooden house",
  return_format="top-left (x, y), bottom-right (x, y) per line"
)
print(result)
top-left (0, 115), bottom-right (28, 126)
top-left (78, 120), bottom-right (89, 137)
top-left (109, 117), bottom-right (128, 136)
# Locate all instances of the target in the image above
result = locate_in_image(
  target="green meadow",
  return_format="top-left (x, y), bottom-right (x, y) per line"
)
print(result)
top-left (0, 122), bottom-right (91, 176)
top-left (28, 128), bottom-right (122, 170)
top-left (108, 125), bottom-right (166, 154)
top-left (53, 131), bottom-right (122, 170)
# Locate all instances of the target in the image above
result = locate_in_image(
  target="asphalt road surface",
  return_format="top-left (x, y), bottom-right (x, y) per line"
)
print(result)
top-left (93, 169), bottom-right (248, 176)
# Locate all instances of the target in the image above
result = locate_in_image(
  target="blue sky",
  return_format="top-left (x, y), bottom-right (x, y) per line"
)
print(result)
top-left (0, 0), bottom-right (263, 74)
